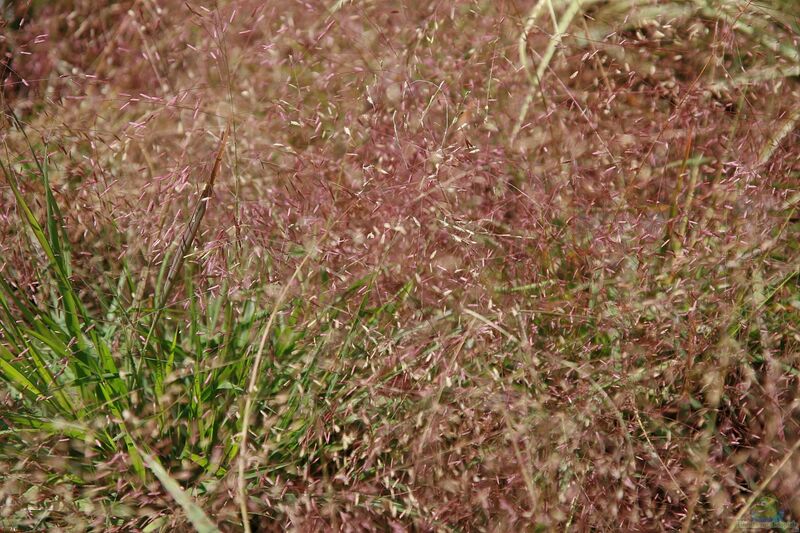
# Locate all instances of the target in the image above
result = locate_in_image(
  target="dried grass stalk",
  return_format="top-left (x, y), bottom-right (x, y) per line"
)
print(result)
top-left (158, 127), bottom-right (229, 308)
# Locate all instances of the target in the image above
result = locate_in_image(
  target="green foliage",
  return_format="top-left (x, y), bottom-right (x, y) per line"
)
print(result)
top-left (0, 151), bottom-right (417, 528)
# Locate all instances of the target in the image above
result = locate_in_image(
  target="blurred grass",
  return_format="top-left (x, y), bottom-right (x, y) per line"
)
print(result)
top-left (1, 0), bottom-right (800, 530)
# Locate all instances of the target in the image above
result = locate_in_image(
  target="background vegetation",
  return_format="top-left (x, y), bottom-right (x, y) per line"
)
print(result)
top-left (1, 0), bottom-right (799, 530)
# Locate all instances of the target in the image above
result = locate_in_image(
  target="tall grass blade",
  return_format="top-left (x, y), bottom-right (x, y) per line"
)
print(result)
top-left (141, 452), bottom-right (222, 533)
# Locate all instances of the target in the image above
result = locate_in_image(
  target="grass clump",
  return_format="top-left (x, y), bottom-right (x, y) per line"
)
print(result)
top-left (1, 0), bottom-right (800, 530)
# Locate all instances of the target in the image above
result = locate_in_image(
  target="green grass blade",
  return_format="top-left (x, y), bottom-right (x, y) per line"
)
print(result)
top-left (0, 350), bottom-right (45, 400)
top-left (140, 452), bottom-right (221, 533)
